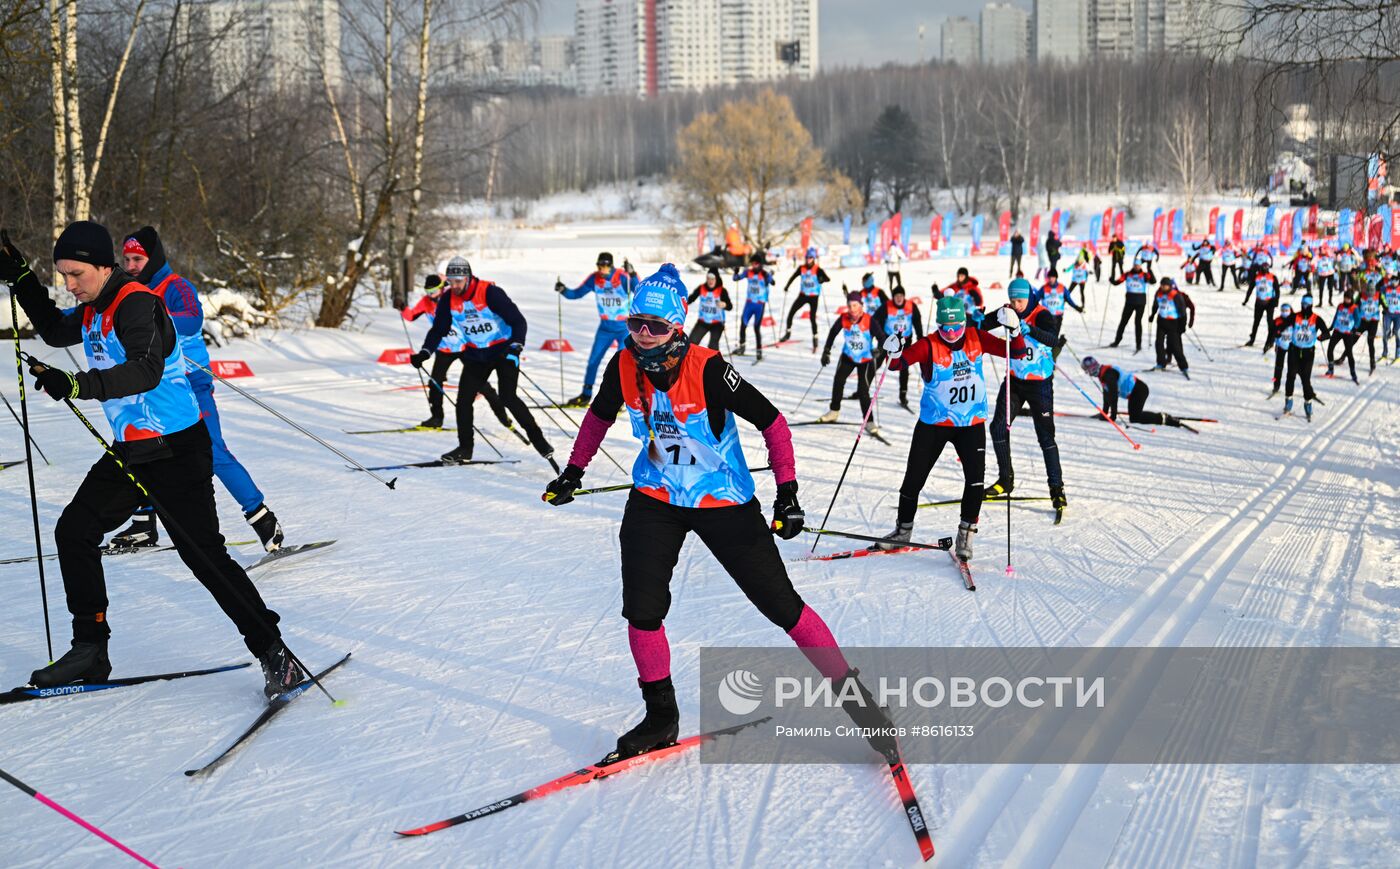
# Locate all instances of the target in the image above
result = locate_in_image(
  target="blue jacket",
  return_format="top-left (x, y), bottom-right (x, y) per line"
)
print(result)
top-left (145, 262), bottom-right (213, 390)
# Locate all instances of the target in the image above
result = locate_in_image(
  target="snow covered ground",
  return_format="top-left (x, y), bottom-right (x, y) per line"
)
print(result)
top-left (2, 218), bottom-right (1398, 868)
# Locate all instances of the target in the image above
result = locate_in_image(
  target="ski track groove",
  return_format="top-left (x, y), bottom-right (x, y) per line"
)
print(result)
top-left (960, 379), bottom-right (1383, 869)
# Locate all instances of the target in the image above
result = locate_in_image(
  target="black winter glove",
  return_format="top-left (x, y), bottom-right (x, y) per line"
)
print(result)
top-left (820, 352), bottom-right (831, 367)
top-left (410, 349), bottom-right (431, 369)
top-left (542, 464), bottom-right (585, 506)
top-left (770, 481), bottom-right (804, 540)
top-left (505, 342), bottom-right (523, 367)
top-left (29, 362), bottom-right (78, 401)
top-left (0, 229), bottom-right (31, 284)
top-left (554, 279), bottom-right (567, 294)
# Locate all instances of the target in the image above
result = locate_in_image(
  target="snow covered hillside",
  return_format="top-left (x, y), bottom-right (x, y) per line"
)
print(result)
top-left (2, 220), bottom-right (1397, 868)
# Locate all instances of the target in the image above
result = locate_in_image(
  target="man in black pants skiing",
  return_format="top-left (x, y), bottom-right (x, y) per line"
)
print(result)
top-left (1149, 278), bottom-right (1192, 377)
top-left (871, 284), bottom-right (924, 408)
top-left (1283, 294), bottom-right (1329, 420)
top-left (402, 269), bottom-right (513, 430)
top-left (1, 223), bottom-right (301, 697)
top-left (411, 257), bottom-right (556, 468)
top-left (1080, 357), bottom-right (1191, 428)
top-left (1109, 263), bottom-right (1155, 351)
top-left (779, 248), bottom-right (829, 350)
top-left (1010, 229), bottom-right (1025, 277)
top-left (986, 277), bottom-right (1068, 521)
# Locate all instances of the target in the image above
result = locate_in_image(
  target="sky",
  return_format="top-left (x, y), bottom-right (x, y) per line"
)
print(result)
top-left (532, 0), bottom-right (1033, 68)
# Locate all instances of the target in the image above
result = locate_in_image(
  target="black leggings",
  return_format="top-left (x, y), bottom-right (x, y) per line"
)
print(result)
top-left (1285, 346), bottom-right (1316, 400)
top-left (456, 355), bottom-right (551, 455)
top-left (897, 422), bottom-right (985, 525)
top-left (689, 320), bottom-right (724, 350)
top-left (1248, 301), bottom-right (1275, 345)
top-left (990, 377), bottom-right (1063, 489)
top-left (429, 351), bottom-right (509, 424)
top-left (1155, 320), bottom-right (1188, 370)
top-left (1114, 294), bottom-right (1146, 348)
top-left (1122, 381), bottom-right (1175, 425)
top-left (1317, 274), bottom-right (1337, 305)
top-left (830, 355), bottom-right (874, 415)
top-left (1359, 319), bottom-right (1379, 370)
top-left (785, 295), bottom-right (820, 337)
top-left (619, 491), bottom-right (804, 632)
top-left (1327, 332), bottom-right (1358, 379)
top-left (1272, 347), bottom-right (1287, 388)
top-left (55, 421), bottom-right (281, 654)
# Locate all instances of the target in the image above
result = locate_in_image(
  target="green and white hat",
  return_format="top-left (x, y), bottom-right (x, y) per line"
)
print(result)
top-left (936, 296), bottom-right (967, 325)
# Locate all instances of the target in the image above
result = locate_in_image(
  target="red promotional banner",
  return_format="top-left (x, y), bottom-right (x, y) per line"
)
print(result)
top-left (1232, 209), bottom-right (1244, 242)
top-left (1279, 212), bottom-right (1293, 247)
top-left (998, 211), bottom-right (1011, 244)
top-left (211, 360), bottom-right (253, 378)
top-left (1102, 207), bottom-right (1114, 238)
top-left (1152, 214), bottom-right (1165, 247)
top-left (1308, 204), bottom-right (1320, 235)
top-left (1357, 215), bottom-right (1369, 248)
top-left (1207, 207), bottom-right (1219, 231)
top-left (930, 216), bottom-right (942, 250)
top-left (1030, 214), bottom-right (1041, 250)
top-left (1369, 215), bottom-right (1384, 249)
top-left (799, 217), bottom-right (813, 252)
top-left (1390, 209), bottom-right (1400, 245)
top-left (1112, 211), bottom-right (1125, 239)
top-left (1050, 209), bottom-right (1061, 237)
top-left (1166, 208), bottom-right (1180, 242)
top-left (697, 226), bottom-right (706, 255)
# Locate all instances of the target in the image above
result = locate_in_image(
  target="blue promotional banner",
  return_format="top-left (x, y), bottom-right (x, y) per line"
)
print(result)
top-left (1153, 206), bottom-right (1163, 224)
top-left (901, 215), bottom-right (913, 252)
top-left (1292, 209), bottom-right (1306, 245)
top-left (1382, 205), bottom-right (1393, 246)
top-left (1265, 205), bottom-right (1278, 234)
top-left (1089, 214), bottom-right (1102, 243)
top-left (1338, 209), bottom-right (1353, 243)
top-left (1215, 215), bottom-right (1226, 246)
top-left (1060, 210), bottom-right (1072, 235)
top-left (867, 220), bottom-right (879, 254)
top-left (1172, 209), bottom-right (1184, 242)
top-left (942, 211), bottom-right (956, 243)
top-left (971, 215), bottom-right (985, 249)
top-left (842, 214), bottom-right (852, 245)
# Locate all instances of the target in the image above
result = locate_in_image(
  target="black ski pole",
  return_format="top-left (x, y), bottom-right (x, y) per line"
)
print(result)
top-left (22, 352), bottom-right (338, 705)
top-left (809, 362), bottom-right (891, 554)
top-left (9, 295), bottom-right (53, 660)
top-left (192, 362), bottom-right (397, 489)
top-left (792, 364), bottom-right (825, 417)
top-left (516, 364), bottom-right (629, 476)
top-left (0, 386), bottom-right (49, 464)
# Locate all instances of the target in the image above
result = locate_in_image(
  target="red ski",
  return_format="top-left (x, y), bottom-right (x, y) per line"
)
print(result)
top-left (890, 757), bottom-right (936, 861)
top-left (396, 717), bottom-right (770, 837)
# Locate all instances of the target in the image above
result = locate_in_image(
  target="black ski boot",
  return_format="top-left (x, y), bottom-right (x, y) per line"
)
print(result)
top-left (257, 642), bottom-right (306, 699)
top-left (440, 445), bottom-right (474, 465)
top-left (611, 676), bottom-right (680, 761)
top-left (836, 670), bottom-right (898, 762)
top-left (1050, 485), bottom-right (1067, 525)
top-left (734, 343), bottom-right (747, 357)
top-left (108, 513), bottom-right (158, 550)
top-left (564, 392), bottom-right (592, 408)
top-left (29, 640), bottom-right (111, 688)
top-left (780, 329), bottom-right (792, 343)
top-left (985, 474), bottom-right (1014, 499)
top-left (418, 413), bottom-right (444, 429)
top-left (245, 504), bottom-right (284, 552)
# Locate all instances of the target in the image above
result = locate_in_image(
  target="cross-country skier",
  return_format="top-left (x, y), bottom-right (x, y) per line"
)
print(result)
top-left (403, 271), bottom-right (514, 431)
top-left (1325, 290), bottom-right (1361, 383)
top-left (1220, 243), bottom-right (1241, 289)
top-left (1109, 262), bottom-right (1156, 351)
top-left (1245, 243), bottom-right (1273, 289)
top-left (555, 252), bottom-right (637, 407)
top-left (686, 269), bottom-right (731, 350)
top-left (1, 222), bottom-right (303, 697)
top-left (413, 257), bottom-right (556, 467)
top-left (101, 226), bottom-right (286, 553)
top-left (1338, 243), bottom-right (1360, 294)
top-left (1283, 294), bottom-right (1329, 420)
top-left (856, 272), bottom-right (888, 312)
top-left (985, 276), bottom-right (1068, 521)
top-left (539, 263), bottom-right (895, 762)
top-left (779, 248), bottom-right (829, 350)
top-left (883, 241), bottom-right (905, 289)
top-left (947, 268), bottom-right (985, 326)
top-left (817, 292), bottom-right (882, 433)
top-left (1356, 281), bottom-right (1383, 373)
top-left (1149, 277), bottom-right (1192, 377)
top-left (1108, 235), bottom-right (1126, 281)
top-left (1011, 228), bottom-right (1027, 276)
top-left (1080, 357), bottom-right (1192, 428)
top-left (733, 253), bottom-right (774, 360)
top-left (1195, 239), bottom-right (1216, 287)
top-left (1068, 257), bottom-right (1090, 309)
top-left (874, 296), bottom-right (1027, 559)
top-left (1382, 275), bottom-right (1400, 360)
top-left (1134, 242), bottom-right (1159, 276)
top-left (1264, 301), bottom-right (1295, 396)
top-left (1242, 266), bottom-right (1280, 346)
top-left (871, 284), bottom-right (924, 409)
top-left (1288, 247), bottom-right (1313, 294)
top-left (1315, 246), bottom-right (1338, 305)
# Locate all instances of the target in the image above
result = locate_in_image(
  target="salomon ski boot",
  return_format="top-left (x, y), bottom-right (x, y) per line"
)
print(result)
top-left (108, 514), bottom-right (158, 550)
top-left (29, 640), bottom-right (111, 688)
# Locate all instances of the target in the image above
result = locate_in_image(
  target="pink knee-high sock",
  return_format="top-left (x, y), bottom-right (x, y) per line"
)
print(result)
top-left (628, 624), bottom-right (671, 682)
top-left (786, 605), bottom-right (850, 681)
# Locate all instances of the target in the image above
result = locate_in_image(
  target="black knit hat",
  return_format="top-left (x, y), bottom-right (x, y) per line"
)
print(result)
top-left (53, 221), bottom-right (115, 267)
